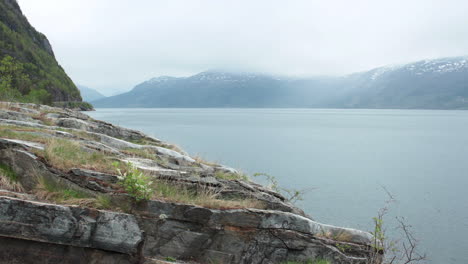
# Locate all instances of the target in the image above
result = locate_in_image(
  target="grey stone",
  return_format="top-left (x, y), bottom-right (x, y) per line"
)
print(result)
top-left (0, 109), bottom-right (38, 123)
top-left (0, 196), bottom-right (142, 254)
top-left (0, 236), bottom-right (136, 264)
top-left (0, 138), bottom-right (44, 150)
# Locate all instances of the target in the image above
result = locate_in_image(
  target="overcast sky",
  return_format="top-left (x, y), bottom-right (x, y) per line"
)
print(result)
top-left (19, 0), bottom-right (468, 95)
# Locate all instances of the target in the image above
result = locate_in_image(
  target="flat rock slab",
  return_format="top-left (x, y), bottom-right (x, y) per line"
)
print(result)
top-left (0, 138), bottom-right (44, 150)
top-left (0, 196), bottom-right (142, 254)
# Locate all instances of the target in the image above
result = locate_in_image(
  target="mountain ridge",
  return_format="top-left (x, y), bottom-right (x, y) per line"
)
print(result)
top-left (93, 56), bottom-right (468, 109)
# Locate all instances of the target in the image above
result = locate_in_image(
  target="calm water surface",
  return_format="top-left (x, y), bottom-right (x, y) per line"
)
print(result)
top-left (88, 108), bottom-right (468, 264)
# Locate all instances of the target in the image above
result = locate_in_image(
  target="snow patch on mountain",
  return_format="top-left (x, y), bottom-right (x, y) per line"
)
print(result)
top-left (147, 76), bottom-right (181, 84)
top-left (370, 65), bottom-right (401, 80)
top-left (190, 71), bottom-right (267, 82)
top-left (369, 56), bottom-right (468, 80)
top-left (407, 57), bottom-right (468, 75)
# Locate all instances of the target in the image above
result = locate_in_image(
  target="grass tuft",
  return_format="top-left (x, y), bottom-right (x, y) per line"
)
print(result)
top-left (0, 126), bottom-right (49, 143)
top-left (35, 176), bottom-right (92, 203)
top-left (122, 148), bottom-right (157, 160)
top-left (95, 195), bottom-right (112, 209)
top-left (30, 112), bottom-right (55, 126)
top-left (42, 138), bottom-right (115, 173)
top-left (153, 180), bottom-right (264, 209)
top-left (0, 163), bottom-right (24, 192)
top-left (214, 171), bottom-right (249, 181)
top-left (193, 155), bottom-right (219, 167)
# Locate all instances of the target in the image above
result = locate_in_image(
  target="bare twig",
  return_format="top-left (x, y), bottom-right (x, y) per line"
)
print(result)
top-left (369, 187), bottom-right (427, 264)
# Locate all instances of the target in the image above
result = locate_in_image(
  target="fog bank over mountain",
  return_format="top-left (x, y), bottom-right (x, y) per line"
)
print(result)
top-left (19, 0), bottom-right (468, 95)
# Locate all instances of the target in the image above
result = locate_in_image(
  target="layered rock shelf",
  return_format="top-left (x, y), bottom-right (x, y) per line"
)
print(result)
top-left (0, 102), bottom-right (382, 264)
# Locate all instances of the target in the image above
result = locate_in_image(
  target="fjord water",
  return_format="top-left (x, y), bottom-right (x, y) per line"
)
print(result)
top-left (89, 108), bottom-right (468, 264)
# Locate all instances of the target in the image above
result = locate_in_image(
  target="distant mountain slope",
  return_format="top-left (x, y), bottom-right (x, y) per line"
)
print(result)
top-left (0, 0), bottom-right (82, 104)
top-left (93, 72), bottom-right (293, 107)
top-left (336, 56), bottom-right (468, 109)
top-left (93, 56), bottom-right (468, 109)
top-left (77, 84), bottom-right (106, 102)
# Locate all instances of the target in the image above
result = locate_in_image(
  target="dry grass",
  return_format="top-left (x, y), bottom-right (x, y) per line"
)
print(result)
top-left (122, 148), bottom-right (169, 167)
top-left (0, 124), bottom-right (47, 133)
top-left (34, 176), bottom-right (102, 207)
top-left (122, 147), bottom-right (158, 160)
top-left (193, 155), bottom-right (219, 167)
top-left (153, 180), bottom-right (265, 209)
top-left (67, 130), bottom-right (101, 141)
top-left (316, 229), bottom-right (354, 243)
top-left (0, 163), bottom-right (24, 192)
top-left (34, 176), bottom-right (118, 210)
top-left (0, 102), bottom-right (54, 126)
top-left (214, 170), bottom-right (250, 181)
top-left (160, 143), bottom-right (185, 154)
top-left (30, 112), bottom-right (55, 126)
top-left (0, 101), bottom-right (16, 111)
top-left (0, 126), bottom-right (50, 143)
top-left (128, 137), bottom-right (185, 154)
top-left (41, 138), bottom-right (116, 173)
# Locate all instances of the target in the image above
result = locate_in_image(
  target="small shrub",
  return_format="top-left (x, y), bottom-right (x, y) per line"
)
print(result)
top-left (114, 162), bottom-right (154, 201)
top-left (254, 172), bottom-right (310, 204)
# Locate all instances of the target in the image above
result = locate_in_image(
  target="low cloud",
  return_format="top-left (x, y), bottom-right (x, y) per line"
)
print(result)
top-left (19, 0), bottom-right (468, 95)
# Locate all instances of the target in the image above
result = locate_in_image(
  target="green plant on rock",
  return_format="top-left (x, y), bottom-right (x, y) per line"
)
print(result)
top-left (164, 256), bottom-right (177, 262)
top-left (335, 243), bottom-right (352, 253)
top-left (253, 172), bottom-right (279, 191)
top-left (113, 161), bottom-right (154, 201)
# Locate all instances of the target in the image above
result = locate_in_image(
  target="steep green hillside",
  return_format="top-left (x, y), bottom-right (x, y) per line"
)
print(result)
top-left (0, 0), bottom-right (83, 105)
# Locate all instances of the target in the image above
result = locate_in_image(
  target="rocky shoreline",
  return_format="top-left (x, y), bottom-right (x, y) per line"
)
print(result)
top-left (0, 102), bottom-right (382, 264)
